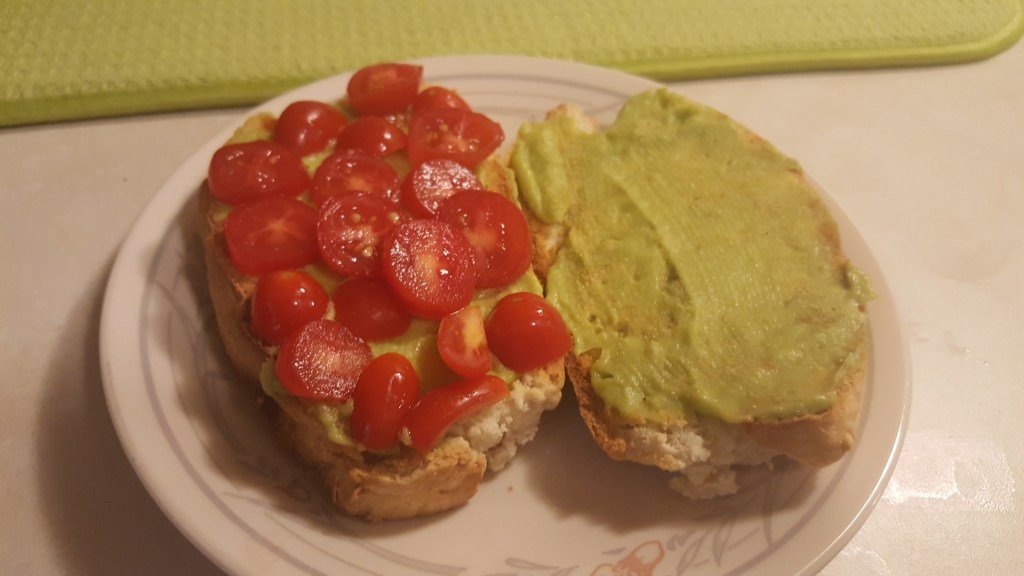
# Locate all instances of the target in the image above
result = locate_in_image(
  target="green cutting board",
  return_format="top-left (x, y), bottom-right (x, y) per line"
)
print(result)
top-left (1, 0), bottom-right (1021, 127)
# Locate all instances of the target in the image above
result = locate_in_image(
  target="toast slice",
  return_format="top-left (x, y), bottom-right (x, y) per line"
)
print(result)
top-left (201, 115), bottom-right (564, 521)
top-left (514, 93), bottom-right (871, 498)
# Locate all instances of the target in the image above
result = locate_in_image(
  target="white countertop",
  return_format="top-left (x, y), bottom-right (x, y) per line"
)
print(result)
top-left (2, 42), bottom-right (1022, 575)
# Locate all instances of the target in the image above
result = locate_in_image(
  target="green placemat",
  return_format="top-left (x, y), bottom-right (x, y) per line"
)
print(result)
top-left (1, 0), bottom-right (1021, 127)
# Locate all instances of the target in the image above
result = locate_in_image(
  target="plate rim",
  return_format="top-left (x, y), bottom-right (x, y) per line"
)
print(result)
top-left (99, 54), bottom-right (912, 576)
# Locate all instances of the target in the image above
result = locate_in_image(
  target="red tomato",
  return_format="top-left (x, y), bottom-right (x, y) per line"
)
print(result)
top-left (275, 319), bottom-right (372, 401)
top-left (347, 63), bottom-right (423, 115)
top-left (224, 197), bottom-right (319, 276)
top-left (404, 375), bottom-right (509, 452)
top-left (273, 101), bottom-right (347, 157)
top-left (485, 293), bottom-right (572, 373)
top-left (437, 306), bottom-right (492, 377)
top-left (381, 220), bottom-right (477, 319)
top-left (208, 141), bottom-right (309, 206)
top-left (317, 193), bottom-right (409, 278)
top-left (407, 109), bottom-right (504, 168)
top-left (412, 87), bottom-right (471, 114)
top-left (437, 191), bottom-right (532, 289)
top-left (332, 278), bottom-right (412, 341)
top-left (400, 159), bottom-right (482, 218)
top-left (251, 270), bottom-right (329, 345)
top-left (311, 152), bottom-right (401, 206)
top-left (349, 353), bottom-right (420, 451)
top-left (335, 116), bottom-right (407, 158)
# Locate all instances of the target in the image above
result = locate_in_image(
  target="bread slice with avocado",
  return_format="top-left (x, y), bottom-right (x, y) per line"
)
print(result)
top-left (201, 113), bottom-right (565, 521)
top-left (511, 89), bottom-right (872, 497)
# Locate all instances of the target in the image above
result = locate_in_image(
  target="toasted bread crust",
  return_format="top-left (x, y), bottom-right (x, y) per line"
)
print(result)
top-left (525, 103), bottom-right (868, 492)
top-left (201, 152), bottom-right (564, 521)
top-left (277, 394), bottom-right (486, 521)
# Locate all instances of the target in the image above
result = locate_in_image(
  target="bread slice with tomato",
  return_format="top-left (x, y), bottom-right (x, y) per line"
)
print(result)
top-left (200, 63), bottom-right (571, 521)
top-left (511, 91), bottom-right (872, 498)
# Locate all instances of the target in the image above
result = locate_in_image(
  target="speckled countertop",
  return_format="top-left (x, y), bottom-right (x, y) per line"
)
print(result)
top-left (2, 43), bottom-right (1022, 575)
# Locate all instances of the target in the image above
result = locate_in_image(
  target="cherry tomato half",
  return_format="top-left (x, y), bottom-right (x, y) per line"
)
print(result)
top-left (381, 220), bottom-right (477, 319)
top-left (412, 87), bottom-right (471, 114)
top-left (400, 159), bottom-right (482, 218)
top-left (437, 306), bottom-right (492, 378)
top-left (208, 141), bottom-right (309, 206)
top-left (224, 197), bottom-right (319, 276)
top-left (275, 319), bottom-right (372, 401)
top-left (484, 293), bottom-right (572, 373)
top-left (332, 278), bottom-right (412, 341)
top-left (349, 353), bottom-right (420, 451)
top-left (404, 375), bottom-right (509, 452)
top-left (311, 152), bottom-right (401, 206)
top-left (407, 109), bottom-right (504, 169)
top-left (317, 193), bottom-right (409, 278)
top-left (251, 270), bottom-right (329, 345)
top-left (273, 101), bottom-right (347, 157)
top-left (335, 116), bottom-right (407, 158)
top-left (437, 190), bottom-right (532, 289)
top-left (347, 63), bottom-right (423, 115)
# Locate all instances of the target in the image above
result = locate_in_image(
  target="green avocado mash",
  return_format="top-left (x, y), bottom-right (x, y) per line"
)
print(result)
top-left (511, 89), bottom-right (871, 425)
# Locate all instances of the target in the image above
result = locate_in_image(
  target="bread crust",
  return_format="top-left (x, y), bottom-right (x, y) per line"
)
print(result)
top-left (200, 151), bottom-right (564, 521)
top-left (525, 102), bottom-right (869, 493)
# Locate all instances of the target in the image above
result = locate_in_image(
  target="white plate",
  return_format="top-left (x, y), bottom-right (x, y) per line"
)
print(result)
top-left (100, 55), bottom-right (910, 576)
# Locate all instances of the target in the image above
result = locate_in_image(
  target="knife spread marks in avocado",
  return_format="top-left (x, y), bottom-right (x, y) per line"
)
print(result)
top-left (511, 89), bottom-right (872, 425)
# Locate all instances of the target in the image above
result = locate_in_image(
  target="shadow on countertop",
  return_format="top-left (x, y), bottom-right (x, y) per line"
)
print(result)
top-left (34, 256), bottom-right (222, 576)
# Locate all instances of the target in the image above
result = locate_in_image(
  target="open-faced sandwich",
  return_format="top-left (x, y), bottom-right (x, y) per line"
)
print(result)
top-left (510, 89), bottom-right (873, 497)
top-left (202, 61), bottom-right (873, 518)
top-left (200, 63), bottom-right (572, 521)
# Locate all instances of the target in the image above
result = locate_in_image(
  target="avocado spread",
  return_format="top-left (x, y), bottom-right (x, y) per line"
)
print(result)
top-left (511, 89), bottom-right (872, 425)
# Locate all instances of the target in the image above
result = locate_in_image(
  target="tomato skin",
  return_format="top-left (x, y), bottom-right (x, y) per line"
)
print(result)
top-left (404, 375), bottom-right (509, 452)
top-left (273, 100), bottom-right (347, 157)
top-left (400, 159), bottom-right (482, 218)
top-left (251, 270), bottom-right (329, 345)
top-left (437, 306), bottom-right (492, 377)
top-left (335, 116), bottom-right (407, 158)
top-left (381, 220), bottom-right (477, 319)
top-left (407, 109), bottom-right (505, 169)
top-left (437, 190), bottom-right (532, 289)
top-left (317, 193), bottom-right (409, 278)
top-left (332, 278), bottom-right (413, 341)
top-left (412, 87), bottom-right (471, 114)
top-left (347, 63), bottom-right (423, 115)
top-left (349, 353), bottom-right (420, 451)
top-left (485, 293), bottom-right (572, 373)
top-left (208, 141), bottom-right (309, 206)
top-left (275, 319), bottom-right (372, 401)
top-left (224, 197), bottom-right (319, 276)
top-left (311, 152), bottom-right (401, 206)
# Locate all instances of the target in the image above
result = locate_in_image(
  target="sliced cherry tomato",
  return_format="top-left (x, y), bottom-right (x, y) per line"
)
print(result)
top-left (349, 353), bottom-right (420, 451)
top-left (437, 306), bottom-right (492, 378)
top-left (437, 190), bottom-right (532, 288)
top-left (317, 193), bottom-right (408, 278)
top-left (404, 375), bottom-right (509, 452)
top-left (347, 63), bottom-right (423, 115)
top-left (224, 197), bottom-right (319, 276)
top-left (272, 101), bottom-right (347, 157)
top-left (412, 87), bottom-right (471, 114)
top-left (251, 270), bottom-right (329, 345)
top-left (332, 278), bottom-right (412, 341)
top-left (381, 220), bottom-right (477, 319)
top-left (485, 293), bottom-right (572, 373)
top-left (208, 141), bottom-right (309, 206)
top-left (335, 116), bottom-right (407, 158)
top-left (275, 319), bottom-right (372, 401)
top-left (407, 109), bottom-right (504, 168)
top-left (311, 152), bottom-right (401, 206)
top-left (400, 159), bottom-right (482, 218)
